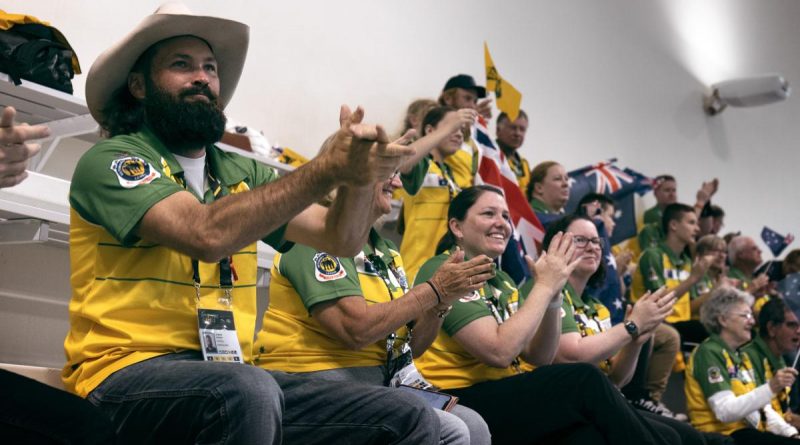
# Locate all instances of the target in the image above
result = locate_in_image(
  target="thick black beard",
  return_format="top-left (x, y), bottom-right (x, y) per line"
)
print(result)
top-left (143, 82), bottom-right (227, 153)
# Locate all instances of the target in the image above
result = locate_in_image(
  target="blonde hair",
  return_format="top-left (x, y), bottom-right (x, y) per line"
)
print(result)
top-left (400, 98), bottom-right (436, 137)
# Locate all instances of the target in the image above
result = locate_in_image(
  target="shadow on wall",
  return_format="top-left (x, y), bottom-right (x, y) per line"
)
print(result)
top-left (704, 111), bottom-right (731, 161)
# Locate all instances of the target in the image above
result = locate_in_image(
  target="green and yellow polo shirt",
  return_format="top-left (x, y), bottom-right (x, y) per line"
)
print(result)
top-left (685, 335), bottom-right (762, 435)
top-left (560, 283), bottom-right (613, 373)
top-left (414, 252), bottom-right (522, 390)
top-left (742, 336), bottom-right (790, 417)
top-left (63, 127), bottom-right (287, 397)
top-left (632, 242), bottom-right (696, 323)
top-left (253, 229), bottom-right (409, 372)
top-left (399, 156), bottom-right (461, 283)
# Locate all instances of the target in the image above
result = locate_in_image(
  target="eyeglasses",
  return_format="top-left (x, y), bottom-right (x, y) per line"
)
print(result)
top-left (730, 311), bottom-right (754, 320)
top-left (572, 235), bottom-right (601, 248)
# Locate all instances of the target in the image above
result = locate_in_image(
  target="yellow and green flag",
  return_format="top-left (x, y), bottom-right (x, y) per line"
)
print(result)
top-left (484, 42), bottom-right (522, 121)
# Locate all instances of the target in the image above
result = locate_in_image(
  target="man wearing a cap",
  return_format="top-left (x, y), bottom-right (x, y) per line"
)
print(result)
top-left (62, 4), bottom-right (440, 443)
top-left (438, 74), bottom-right (491, 189)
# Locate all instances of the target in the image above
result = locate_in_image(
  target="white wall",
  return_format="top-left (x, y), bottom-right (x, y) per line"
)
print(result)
top-left (6, 0), bottom-right (799, 252)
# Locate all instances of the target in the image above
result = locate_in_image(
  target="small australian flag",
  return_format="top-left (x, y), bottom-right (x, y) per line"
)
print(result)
top-left (761, 226), bottom-right (794, 257)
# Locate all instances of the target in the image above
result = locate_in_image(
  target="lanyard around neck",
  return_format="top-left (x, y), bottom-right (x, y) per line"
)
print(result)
top-left (177, 155), bottom-right (236, 306)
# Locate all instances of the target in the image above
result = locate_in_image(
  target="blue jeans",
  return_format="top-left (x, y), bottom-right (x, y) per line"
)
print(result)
top-left (303, 365), bottom-right (491, 445)
top-left (87, 351), bottom-right (439, 444)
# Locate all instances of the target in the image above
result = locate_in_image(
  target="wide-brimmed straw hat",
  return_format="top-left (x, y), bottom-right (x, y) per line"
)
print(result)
top-left (85, 2), bottom-right (249, 124)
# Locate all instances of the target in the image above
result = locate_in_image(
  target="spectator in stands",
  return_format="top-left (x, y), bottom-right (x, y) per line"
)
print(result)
top-left (400, 98), bottom-right (437, 140)
top-left (527, 160), bottom-right (570, 216)
top-left (742, 299), bottom-right (800, 430)
top-left (398, 106), bottom-right (477, 282)
top-left (438, 74), bottom-right (491, 188)
top-left (62, 4), bottom-right (440, 443)
top-left (693, 235), bottom-right (736, 311)
top-left (728, 236), bottom-right (770, 298)
top-left (253, 173), bottom-right (493, 444)
top-left (574, 193), bottom-right (632, 324)
top-left (699, 205), bottom-right (726, 238)
top-left (0, 107), bottom-right (116, 444)
top-left (686, 287), bottom-right (799, 443)
top-left (644, 175), bottom-right (678, 225)
top-left (633, 203), bottom-right (715, 413)
top-left (0, 106), bottom-right (49, 187)
top-left (710, 206), bottom-right (726, 236)
top-left (639, 177), bottom-right (718, 250)
top-left (762, 249), bottom-right (800, 286)
top-left (782, 250), bottom-right (800, 277)
top-left (495, 110), bottom-right (530, 194)
top-left (549, 214), bottom-right (719, 445)
top-left (414, 186), bottom-right (676, 444)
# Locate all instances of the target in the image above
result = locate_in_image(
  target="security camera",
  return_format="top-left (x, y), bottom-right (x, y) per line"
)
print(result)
top-left (703, 74), bottom-right (791, 115)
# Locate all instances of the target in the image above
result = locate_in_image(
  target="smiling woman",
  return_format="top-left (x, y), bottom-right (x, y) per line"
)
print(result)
top-left (413, 186), bottom-right (678, 444)
top-left (685, 287), bottom-right (800, 443)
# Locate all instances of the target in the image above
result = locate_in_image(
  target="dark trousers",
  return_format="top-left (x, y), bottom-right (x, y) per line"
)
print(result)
top-left (672, 320), bottom-right (710, 346)
top-left (0, 369), bottom-right (116, 444)
top-left (447, 363), bottom-right (671, 445)
top-left (731, 428), bottom-right (799, 444)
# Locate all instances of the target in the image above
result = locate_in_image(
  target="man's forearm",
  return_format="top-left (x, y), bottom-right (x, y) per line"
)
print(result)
top-left (140, 155), bottom-right (342, 262)
top-left (325, 183), bottom-right (379, 257)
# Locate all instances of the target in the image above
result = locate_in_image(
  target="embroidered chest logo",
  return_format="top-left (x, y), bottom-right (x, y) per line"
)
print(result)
top-left (314, 253), bottom-right (347, 282)
top-left (110, 156), bottom-right (161, 188)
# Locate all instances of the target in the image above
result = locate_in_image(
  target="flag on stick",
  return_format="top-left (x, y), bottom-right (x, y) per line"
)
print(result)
top-left (485, 42), bottom-right (523, 122)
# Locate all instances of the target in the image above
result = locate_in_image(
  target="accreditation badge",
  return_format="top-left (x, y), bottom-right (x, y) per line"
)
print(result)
top-left (197, 308), bottom-right (244, 363)
top-left (388, 344), bottom-right (435, 390)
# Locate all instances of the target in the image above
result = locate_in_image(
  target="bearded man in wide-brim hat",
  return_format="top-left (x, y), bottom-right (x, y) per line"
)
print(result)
top-left (62, 3), bottom-right (439, 443)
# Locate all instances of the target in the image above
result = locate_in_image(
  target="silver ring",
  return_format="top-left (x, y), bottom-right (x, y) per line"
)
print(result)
top-left (468, 276), bottom-right (473, 286)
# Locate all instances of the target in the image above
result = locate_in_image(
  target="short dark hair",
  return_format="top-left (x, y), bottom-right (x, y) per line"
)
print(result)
top-left (654, 174), bottom-right (676, 186)
top-left (758, 298), bottom-right (788, 337)
top-left (662, 203), bottom-right (695, 235)
top-left (707, 204), bottom-right (725, 218)
top-left (577, 192), bottom-right (614, 210)
top-left (542, 214), bottom-right (607, 289)
top-left (496, 110), bottom-right (528, 126)
top-left (436, 185), bottom-right (504, 255)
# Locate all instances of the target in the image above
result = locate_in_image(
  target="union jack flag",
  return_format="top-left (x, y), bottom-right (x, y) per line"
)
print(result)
top-left (473, 116), bottom-right (545, 284)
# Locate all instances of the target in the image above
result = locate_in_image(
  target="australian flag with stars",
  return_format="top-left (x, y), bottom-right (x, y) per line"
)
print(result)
top-left (565, 159), bottom-right (653, 324)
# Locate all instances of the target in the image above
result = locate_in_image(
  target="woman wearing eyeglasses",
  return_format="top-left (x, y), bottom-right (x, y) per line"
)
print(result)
top-left (414, 186), bottom-right (674, 445)
top-left (546, 214), bottom-right (721, 445)
top-left (685, 286), bottom-right (799, 444)
top-left (252, 173), bottom-right (494, 445)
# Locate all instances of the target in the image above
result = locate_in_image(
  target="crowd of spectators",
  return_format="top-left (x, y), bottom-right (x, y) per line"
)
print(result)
top-left (2, 4), bottom-right (800, 444)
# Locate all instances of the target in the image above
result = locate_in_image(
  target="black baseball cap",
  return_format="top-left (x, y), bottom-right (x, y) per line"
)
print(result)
top-left (443, 74), bottom-right (486, 98)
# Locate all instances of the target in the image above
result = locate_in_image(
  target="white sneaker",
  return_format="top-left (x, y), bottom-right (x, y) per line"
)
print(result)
top-left (655, 400), bottom-right (689, 422)
top-left (631, 397), bottom-right (688, 422)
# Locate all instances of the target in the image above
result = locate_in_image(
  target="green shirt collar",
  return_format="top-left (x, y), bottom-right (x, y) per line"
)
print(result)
top-left (657, 240), bottom-right (689, 266)
top-left (751, 335), bottom-right (785, 370)
top-left (530, 197), bottom-right (561, 214)
top-left (728, 267), bottom-right (751, 284)
top-left (137, 126), bottom-right (249, 187)
top-left (709, 333), bottom-right (744, 363)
